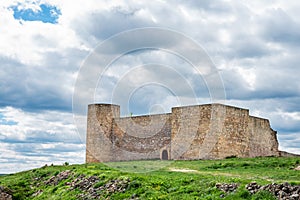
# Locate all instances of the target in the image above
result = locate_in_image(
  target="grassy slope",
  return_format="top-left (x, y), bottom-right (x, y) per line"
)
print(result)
top-left (0, 157), bottom-right (299, 199)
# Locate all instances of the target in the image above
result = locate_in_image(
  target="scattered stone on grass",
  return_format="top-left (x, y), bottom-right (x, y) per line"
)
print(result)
top-left (215, 183), bottom-right (238, 193)
top-left (42, 170), bottom-right (132, 199)
top-left (246, 182), bottom-right (300, 200)
top-left (32, 189), bottom-right (43, 197)
top-left (246, 182), bottom-right (261, 194)
top-left (216, 182), bottom-right (300, 200)
top-left (45, 170), bottom-right (72, 186)
top-left (0, 185), bottom-right (12, 200)
top-left (66, 174), bottom-right (131, 199)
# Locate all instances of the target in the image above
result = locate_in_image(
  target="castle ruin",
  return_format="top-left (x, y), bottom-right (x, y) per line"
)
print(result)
top-left (86, 103), bottom-right (280, 163)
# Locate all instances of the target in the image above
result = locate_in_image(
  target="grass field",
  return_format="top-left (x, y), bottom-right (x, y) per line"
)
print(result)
top-left (0, 156), bottom-right (299, 199)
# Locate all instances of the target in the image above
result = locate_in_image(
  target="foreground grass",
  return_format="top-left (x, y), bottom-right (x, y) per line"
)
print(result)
top-left (0, 157), bottom-right (299, 199)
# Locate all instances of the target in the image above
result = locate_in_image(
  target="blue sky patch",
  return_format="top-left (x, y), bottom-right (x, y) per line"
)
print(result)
top-left (0, 113), bottom-right (18, 126)
top-left (11, 4), bottom-right (61, 24)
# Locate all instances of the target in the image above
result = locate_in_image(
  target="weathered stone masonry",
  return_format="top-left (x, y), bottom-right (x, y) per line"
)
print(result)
top-left (86, 103), bottom-right (280, 163)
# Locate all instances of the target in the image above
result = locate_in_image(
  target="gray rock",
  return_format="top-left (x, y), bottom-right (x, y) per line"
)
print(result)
top-left (216, 183), bottom-right (238, 193)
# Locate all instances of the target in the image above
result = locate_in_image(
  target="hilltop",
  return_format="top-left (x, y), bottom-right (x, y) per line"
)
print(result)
top-left (0, 157), bottom-right (300, 199)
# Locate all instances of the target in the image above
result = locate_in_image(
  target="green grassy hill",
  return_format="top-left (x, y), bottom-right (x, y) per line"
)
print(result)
top-left (0, 157), bottom-right (300, 199)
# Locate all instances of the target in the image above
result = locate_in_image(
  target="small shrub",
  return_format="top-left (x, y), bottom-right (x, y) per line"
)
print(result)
top-left (40, 172), bottom-right (48, 178)
top-left (94, 181), bottom-right (105, 188)
top-left (238, 190), bottom-right (251, 199)
top-left (41, 164), bottom-right (47, 169)
top-left (99, 173), bottom-right (106, 179)
top-left (241, 163), bottom-right (250, 167)
top-left (12, 193), bottom-right (24, 200)
top-left (16, 181), bottom-right (26, 187)
top-left (51, 186), bottom-right (58, 193)
top-left (290, 181), bottom-right (299, 186)
top-left (222, 162), bottom-right (235, 168)
top-left (54, 171), bottom-right (59, 176)
top-left (207, 163), bottom-right (222, 169)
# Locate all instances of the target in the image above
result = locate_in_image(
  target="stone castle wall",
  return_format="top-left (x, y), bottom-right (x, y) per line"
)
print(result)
top-left (86, 103), bottom-right (279, 163)
top-left (175, 104), bottom-right (250, 160)
top-left (249, 116), bottom-right (279, 157)
top-left (111, 114), bottom-right (171, 161)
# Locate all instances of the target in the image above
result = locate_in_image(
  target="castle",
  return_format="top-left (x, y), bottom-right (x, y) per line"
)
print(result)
top-left (86, 103), bottom-right (281, 163)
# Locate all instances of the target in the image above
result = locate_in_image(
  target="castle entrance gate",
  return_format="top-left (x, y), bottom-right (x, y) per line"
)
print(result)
top-left (162, 150), bottom-right (168, 160)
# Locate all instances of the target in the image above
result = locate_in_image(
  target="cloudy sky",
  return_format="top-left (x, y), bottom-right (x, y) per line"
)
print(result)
top-left (1, 0), bottom-right (300, 174)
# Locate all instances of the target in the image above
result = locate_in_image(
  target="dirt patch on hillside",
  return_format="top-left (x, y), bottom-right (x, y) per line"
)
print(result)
top-left (169, 168), bottom-right (198, 173)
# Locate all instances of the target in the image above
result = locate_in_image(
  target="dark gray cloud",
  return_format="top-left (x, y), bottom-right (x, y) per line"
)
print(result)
top-left (70, 6), bottom-right (155, 44)
top-left (229, 39), bottom-right (270, 58)
top-left (260, 8), bottom-right (300, 45)
top-left (0, 47), bottom-right (87, 112)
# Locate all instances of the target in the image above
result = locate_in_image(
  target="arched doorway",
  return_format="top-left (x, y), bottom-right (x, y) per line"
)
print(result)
top-left (162, 150), bottom-right (168, 160)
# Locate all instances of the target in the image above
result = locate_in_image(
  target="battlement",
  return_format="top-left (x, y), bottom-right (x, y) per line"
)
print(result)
top-left (86, 103), bottom-right (279, 163)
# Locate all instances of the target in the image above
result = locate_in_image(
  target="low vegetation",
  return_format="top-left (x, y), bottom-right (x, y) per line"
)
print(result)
top-left (0, 156), bottom-right (300, 199)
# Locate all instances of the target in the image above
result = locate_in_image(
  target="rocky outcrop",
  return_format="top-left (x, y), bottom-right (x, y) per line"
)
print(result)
top-left (43, 170), bottom-right (131, 199)
top-left (215, 183), bottom-right (238, 193)
top-left (246, 182), bottom-right (300, 200)
top-left (0, 186), bottom-right (12, 200)
top-left (215, 183), bottom-right (239, 198)
top-left (66, 174), bottom-right (130, 199)
top-left (45, 170), bottom-right (72, 186)
top-left (216, 182), bottom-right (300, 200)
